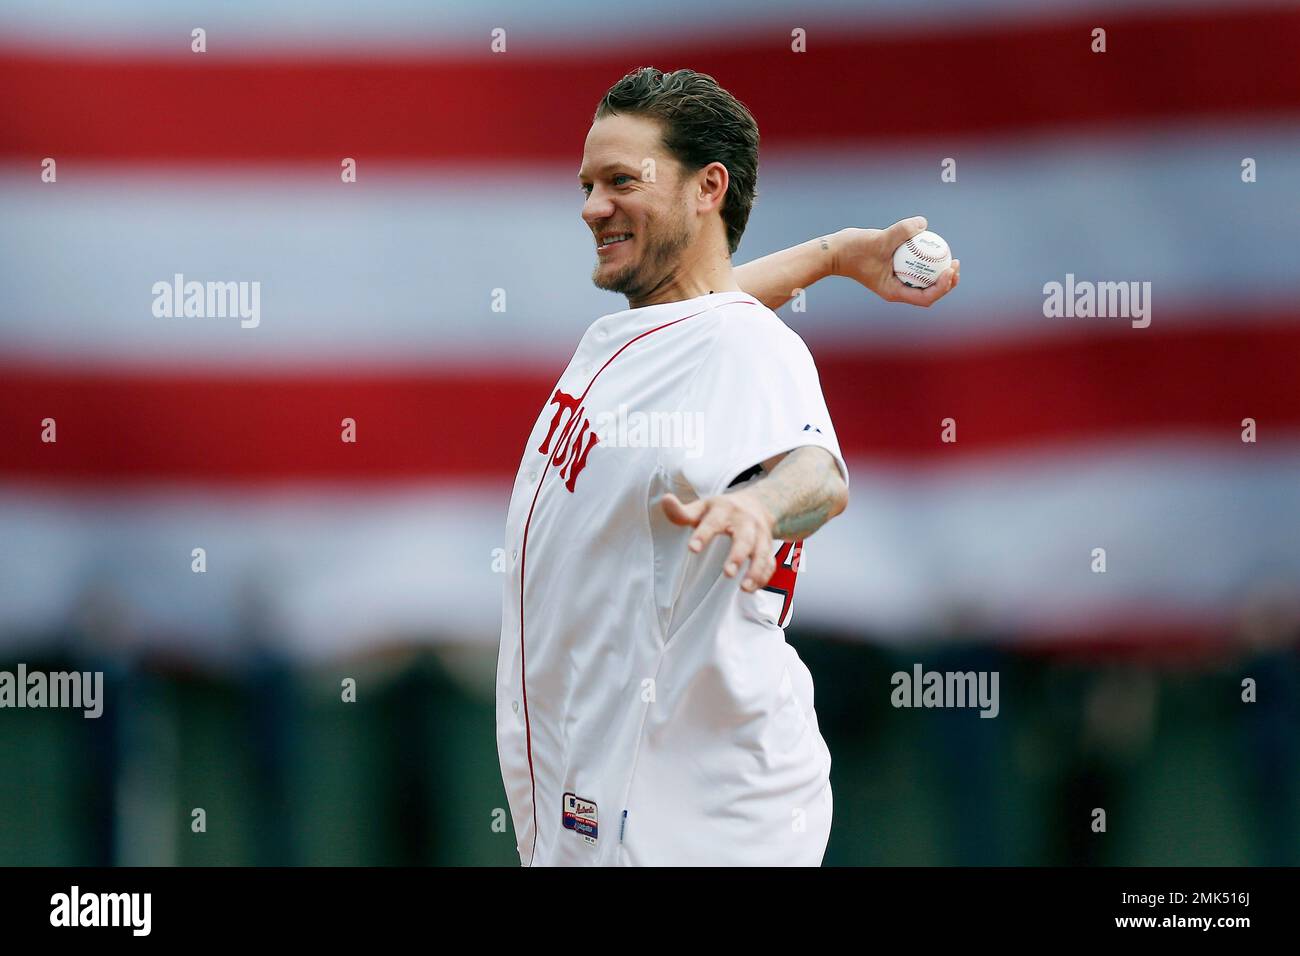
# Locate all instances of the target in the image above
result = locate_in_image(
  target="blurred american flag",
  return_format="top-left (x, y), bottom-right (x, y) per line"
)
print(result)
top-left (2, 0), bottom-right (1298, 662)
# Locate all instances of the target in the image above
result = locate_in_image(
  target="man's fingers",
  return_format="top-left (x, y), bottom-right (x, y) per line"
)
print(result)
top-left (890, 261), bottom-right (959, 307)
top-left (888, 282), bottom-right (936, 307)
top-left (688, 504), bottom-right (731, 553)
top-left (677, 496), bottom-right (779, 592)
top-left (742, 542), bottom-right (776, 592)
top-left (722, 525), bottom-right (758, 578)
top-left (881, 215), bottom-right (928, 254)
top-left (679, 498), bottom-right (777, 591)
top-left (661, 493), bottom-right (704, 527)
top-left (946, 259), bottom-right (960, 290)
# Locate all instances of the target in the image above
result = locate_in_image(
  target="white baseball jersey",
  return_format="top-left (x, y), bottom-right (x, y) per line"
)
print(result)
top-left (495, 289), bottom-right (849, 866)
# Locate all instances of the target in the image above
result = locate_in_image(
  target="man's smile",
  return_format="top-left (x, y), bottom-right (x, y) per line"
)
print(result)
top-left (596, 231), bottom-right (634, 256)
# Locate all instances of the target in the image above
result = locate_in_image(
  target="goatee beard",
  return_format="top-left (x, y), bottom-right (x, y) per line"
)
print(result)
top-left (592, 219), bottom-right (692, 300)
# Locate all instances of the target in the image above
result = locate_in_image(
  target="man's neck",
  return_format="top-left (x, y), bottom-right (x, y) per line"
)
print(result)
top-left (626, 246), bottom-right (741, 309)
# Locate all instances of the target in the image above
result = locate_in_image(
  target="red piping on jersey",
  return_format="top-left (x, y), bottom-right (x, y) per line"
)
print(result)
top-left (515, 297), bottom-right (758, 866)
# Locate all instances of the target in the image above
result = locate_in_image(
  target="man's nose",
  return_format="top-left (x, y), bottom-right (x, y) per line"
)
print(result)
top-left (582, 190), bottom-right (614, 226)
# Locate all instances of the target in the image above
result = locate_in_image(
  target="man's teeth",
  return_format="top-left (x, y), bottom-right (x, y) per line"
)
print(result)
top-left (600, 234), bottom-right (632, 246)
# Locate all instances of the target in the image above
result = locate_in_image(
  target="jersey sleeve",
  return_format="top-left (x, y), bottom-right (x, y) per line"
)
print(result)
top-left (678, 309), bottom-right (849, 500)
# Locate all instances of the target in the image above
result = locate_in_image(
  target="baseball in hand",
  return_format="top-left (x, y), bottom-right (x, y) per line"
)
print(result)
top-left (892, 230), bottom-right (953, 289)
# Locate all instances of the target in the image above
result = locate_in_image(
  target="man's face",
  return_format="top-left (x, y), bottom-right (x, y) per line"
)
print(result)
top-left (578, 113), bottom-right (694, 300)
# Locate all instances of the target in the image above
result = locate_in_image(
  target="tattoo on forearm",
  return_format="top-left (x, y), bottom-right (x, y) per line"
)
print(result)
top-left (747, 446), bottom-right (845, 540)
top-left (772, 503), bottom-right (834, 541)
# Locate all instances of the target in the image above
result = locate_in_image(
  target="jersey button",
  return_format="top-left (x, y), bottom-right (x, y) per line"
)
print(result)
top-left (512, 700), bottom-right (520, 714)
top-left (511, 548), bottom-right (518, 560)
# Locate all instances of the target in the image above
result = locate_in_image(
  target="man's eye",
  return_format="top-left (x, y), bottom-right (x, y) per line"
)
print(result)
top-left (613, 174), bottom-right (631, 186)
top-left (580, 184), bottom-right (591, 196)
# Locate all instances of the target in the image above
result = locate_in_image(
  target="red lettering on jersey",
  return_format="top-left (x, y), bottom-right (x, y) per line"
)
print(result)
top-left (762, 540), bottom-right (803, 627)
top-left (537, 388), bottom-right (600, 493)
top-left (538, 388), bottom-right (580, 456)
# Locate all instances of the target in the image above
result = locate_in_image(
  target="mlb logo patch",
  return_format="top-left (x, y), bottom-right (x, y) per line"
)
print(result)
top-left (561, 792), bottom-right (598, 846)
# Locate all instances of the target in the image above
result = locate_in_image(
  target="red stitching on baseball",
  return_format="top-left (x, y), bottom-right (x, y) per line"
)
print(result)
top-left (904, 237), bottom-right (946, 262)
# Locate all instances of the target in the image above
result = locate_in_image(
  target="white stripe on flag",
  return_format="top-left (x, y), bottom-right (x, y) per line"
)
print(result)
top-left (4, 123), bottom-right (1299, 365)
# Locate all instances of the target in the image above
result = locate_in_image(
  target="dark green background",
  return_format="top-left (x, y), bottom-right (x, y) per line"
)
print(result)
top-left (2, 636), bottom-right (1295, 866)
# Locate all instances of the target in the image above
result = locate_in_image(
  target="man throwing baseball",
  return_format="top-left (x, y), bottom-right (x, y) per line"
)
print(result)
top-left (496, 67), bottom-right (958, 866)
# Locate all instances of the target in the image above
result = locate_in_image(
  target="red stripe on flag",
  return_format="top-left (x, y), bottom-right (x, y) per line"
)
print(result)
top-left (1, 318), bottom-right (1294, 484)
top-left (3, 6), bottom-right (1299, 163)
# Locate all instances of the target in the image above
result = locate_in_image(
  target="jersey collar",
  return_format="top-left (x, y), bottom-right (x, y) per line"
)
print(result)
top-left (589, 290), bottom-right (754, 345)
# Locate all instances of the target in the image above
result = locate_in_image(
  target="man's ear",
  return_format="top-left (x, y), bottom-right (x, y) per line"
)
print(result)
top-left (697, 161), bottom-right (730, 211)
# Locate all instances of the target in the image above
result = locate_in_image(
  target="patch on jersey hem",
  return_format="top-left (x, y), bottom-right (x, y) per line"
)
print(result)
top-left (562, 792), bottom-right (599, 846)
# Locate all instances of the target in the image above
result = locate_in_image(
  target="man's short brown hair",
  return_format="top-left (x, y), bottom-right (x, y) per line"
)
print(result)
top-left (594, 67), bottom-right (759, 256)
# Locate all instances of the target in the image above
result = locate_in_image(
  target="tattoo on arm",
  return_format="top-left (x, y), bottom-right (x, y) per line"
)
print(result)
top-left (744, 446), bottom-right (847, 540)
top-left (731, 235), bottom-right (838, 312)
